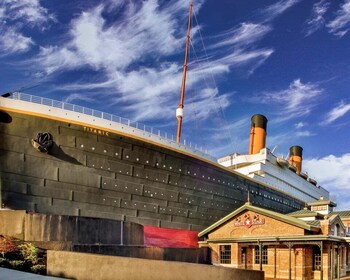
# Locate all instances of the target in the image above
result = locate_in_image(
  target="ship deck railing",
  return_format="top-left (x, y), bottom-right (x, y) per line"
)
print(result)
top-left (6, 92), bottom-right (215, 162)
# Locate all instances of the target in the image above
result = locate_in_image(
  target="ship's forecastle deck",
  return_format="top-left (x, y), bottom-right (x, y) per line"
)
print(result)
top-left (0, 92), bottom-right (215, 162)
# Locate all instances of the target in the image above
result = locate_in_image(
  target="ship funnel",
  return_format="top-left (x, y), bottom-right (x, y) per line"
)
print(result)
top-left (249, 114), bottom-right (268, 154)
top-left (289, 145), bottom-right (303, 173)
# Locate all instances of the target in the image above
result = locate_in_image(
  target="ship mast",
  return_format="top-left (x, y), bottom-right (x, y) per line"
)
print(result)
top-left (176, 2), bottom-right (193, 143)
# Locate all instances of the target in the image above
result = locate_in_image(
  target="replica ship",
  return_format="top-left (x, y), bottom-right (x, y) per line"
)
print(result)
top-left (0, 3), bottom-right (328, 243)
top-left (0, 95), bottom-right (328, 234)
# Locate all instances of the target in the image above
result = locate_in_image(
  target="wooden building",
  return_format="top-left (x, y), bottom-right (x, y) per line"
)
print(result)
top-left (198, 198), bottom-right (350, 280)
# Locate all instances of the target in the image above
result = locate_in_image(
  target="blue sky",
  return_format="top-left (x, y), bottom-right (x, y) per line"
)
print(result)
top-left (1, 0), bottom-right (350, 209)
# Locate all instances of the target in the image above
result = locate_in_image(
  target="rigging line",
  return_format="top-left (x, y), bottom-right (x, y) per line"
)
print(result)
top-left (187, 43), bottom-right (205, 149)
top-left (192, 9), bottom-right (236, 154)
top-left (15, 72), bottom-right (54, 94)
top-left (192, 10), bottom-right (235, 153)
top-left (188, 37), bottom-right (228, 139)
top-left (18, 83), bottom-right (40, 92)
top-left (188, 38), bottom-right (222, 151)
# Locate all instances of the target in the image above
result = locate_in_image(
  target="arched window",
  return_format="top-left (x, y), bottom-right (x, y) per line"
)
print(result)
top-left (335, 224), bottom-right (341, 236)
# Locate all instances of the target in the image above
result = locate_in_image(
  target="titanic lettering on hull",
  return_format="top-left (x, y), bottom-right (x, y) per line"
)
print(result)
top-left (83, 126), bottom-right (109, 136)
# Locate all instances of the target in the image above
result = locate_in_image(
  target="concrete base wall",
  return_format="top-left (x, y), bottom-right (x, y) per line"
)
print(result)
top-left (0, 210), bottom-right (144, 245)
top-left (0, 210), bottom-right (26, 239)
top-left (47, 250), bottom-right (264, 280)
top-left (72, 245), bottom-right (210, 264)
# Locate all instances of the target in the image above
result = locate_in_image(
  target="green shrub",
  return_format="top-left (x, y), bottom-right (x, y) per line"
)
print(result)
top-left (0, 240), bottom-right (46, 274)
top-left (9, 259), bottom-right (25, 269)
top-left (31, 264), bottom-right (46, 274)
top-left (0, 257), bottom-right (9, 266)
top-left (18, 243), bottom-right (39, 265)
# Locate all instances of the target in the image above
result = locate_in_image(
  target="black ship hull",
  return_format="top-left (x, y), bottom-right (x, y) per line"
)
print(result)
top-left (0, 109), bottom-right (304, 232)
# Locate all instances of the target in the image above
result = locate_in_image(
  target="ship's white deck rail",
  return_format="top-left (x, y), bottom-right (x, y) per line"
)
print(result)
top-left (5, 92), bottom-right (216, 162)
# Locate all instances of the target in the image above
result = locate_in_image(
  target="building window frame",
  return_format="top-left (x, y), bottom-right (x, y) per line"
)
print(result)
top-left (219, 245), bottom-right (231, 264)
top-left (312, 246), bottom-right (321, 271)
top-left (255, 246), bottom-right (268, 265)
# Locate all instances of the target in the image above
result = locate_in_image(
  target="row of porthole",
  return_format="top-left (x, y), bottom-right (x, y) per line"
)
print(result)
top-left (189, 212), bottom-right (218, 220)
top-left (79, 142), bottom-right (249, 190)
top-left (144, 189), bottom-right (176, 199)
top-left (159, 207), bottom-right (187, 215)
top-left (91, 163), bottom-right (130, 175)
top-left (104, 181), bottom-right (251, 209)
top-left (122, 201), bottom-right (157, 210)
top-left (79, 142), bottom-right (296, 208)
top-left (168, 180), bottom-right (248, 198)
top-left (86, 186), bottom-right (296, 213)
top-left (88, 157), bottom-right (168, 181)
top-left (103, 181), bottom-right (179, 201)
top-left (78, 141), bottom-right (264, 194)
top-left (102, 181), bottom-right (140, 193)
top-left (179, 197), bottom-right (231, 209)
top-left (79, 144), bottom-right (120, 157)
top-left (150, 158), bottom-right (245, 187)
top-left (101, 198), bottom-right (118, 204)
top-left (102, 176), bottom-right (292, 209)
top-left (134, 173), bottom-right (167, 183)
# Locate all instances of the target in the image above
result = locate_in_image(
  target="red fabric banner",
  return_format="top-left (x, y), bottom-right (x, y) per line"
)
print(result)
top-left (144, 226), bottom-right (199, 248)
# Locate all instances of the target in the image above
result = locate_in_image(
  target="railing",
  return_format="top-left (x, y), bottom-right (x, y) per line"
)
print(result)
top-left (9, 92), bottom-right (209, 155)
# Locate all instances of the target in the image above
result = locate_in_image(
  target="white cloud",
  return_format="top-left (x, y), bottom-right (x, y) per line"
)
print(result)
top-left (211, 23), bottom-right (272, 49)
top-left (35, 46), bottom-right (82, 74)
top-left (0, 7), bottom-right (5, 19)
top-left (63, 93), bottom-right (97, 104)
top-left (0, 27), bottom-right (33, 54)
top-left (0, 0), bottom-right (54, 55)
top-left (295, 121), bottom-right (306, 129)
top-left (215, 48), bottom-right (274, 74)
top-left (293, 122), bottom-right (314, 137)
top-left (114, 65), bottom-right (230, 121)
top-left (295, 130), bottom-right (314, 137)
top-left (33, 0), bottom-right (277, 122)
top-left (1, 0), bottom-right (53, 25)
top-left (303, 154), bottom-right (350, 210)
top-left (327, 0), bottom-right (350, 37)
top-left (36, 1), bottom-right (185, 74)
top-left (304, 0), bottom-right (330, 36)
top-left (254, 79), bottom-right (323, 121)
top-left (34, 0), bottom-right (275, 85)
top-left (260, 0), bottom-right (300, 22)
top-left (323, 100), bottom-right (350, 125)
top-left (59, 60), bottom-right (230, 122)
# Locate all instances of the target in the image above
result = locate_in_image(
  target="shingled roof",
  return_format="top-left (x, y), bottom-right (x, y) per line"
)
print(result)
top-left (333, 210), bottom-right (350, 218)
top-left (287, 208), bottom-right (324, 218)
top-left (306, 220), bottom-right (321, 227)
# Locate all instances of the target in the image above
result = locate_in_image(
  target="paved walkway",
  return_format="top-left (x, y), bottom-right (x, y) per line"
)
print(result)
top-left (266, 277), bottom-right (350, 280)
top-left (0, 268), bottom-right (69, 280)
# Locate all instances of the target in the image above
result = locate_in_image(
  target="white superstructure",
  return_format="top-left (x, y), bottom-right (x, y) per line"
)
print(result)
top-left (217, 114), bottom-right (330, 204)
top-left (218, 148), bottom-right (329, 203)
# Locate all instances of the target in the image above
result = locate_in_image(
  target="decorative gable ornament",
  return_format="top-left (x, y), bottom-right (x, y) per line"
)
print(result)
top-left (234, 214), bottom-right (265, 228)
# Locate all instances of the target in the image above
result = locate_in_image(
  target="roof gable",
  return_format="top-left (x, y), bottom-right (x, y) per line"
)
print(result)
top-left (198, 203), bottom-right (320, 237)
top-left (328, 214), bottom-right (346, 229)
